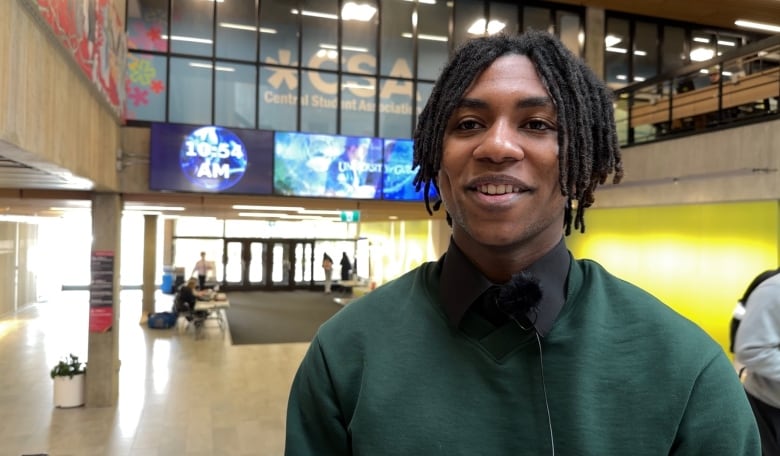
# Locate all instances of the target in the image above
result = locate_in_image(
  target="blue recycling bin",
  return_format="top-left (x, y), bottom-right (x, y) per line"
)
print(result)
top-left (161, 273), bottom-right (175, 294)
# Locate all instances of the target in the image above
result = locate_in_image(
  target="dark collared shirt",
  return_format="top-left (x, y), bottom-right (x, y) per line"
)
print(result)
top-left (439, 237), bottom-right (570, 336)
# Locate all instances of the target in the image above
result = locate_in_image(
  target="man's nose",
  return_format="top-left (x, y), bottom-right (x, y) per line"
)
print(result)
top-left (473, 121), bottom-right (525, 163)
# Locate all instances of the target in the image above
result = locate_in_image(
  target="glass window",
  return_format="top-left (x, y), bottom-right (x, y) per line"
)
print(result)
top-left (301, 70), bottom-right (337, 133)
top-left (169, 57), bottom-right (212, 125)
top-left (215, 62), bottom-right (257, 129)
top-left (341, 75), bottom-right (376, 136)
top-left (605, 17), bottom-right (630, 89)
top-left (127, 0), bottom-right (169, 52)
top-left (661, 26), bottom-right (687, 73)
top-left (523, 6), bottom-right (551, 33)
top-left (259, 66), bottom-right (298, 131)
top-left (379, 77), bottom-right (413, 139)
top-left (170, 0), bottom-right (214, 57)
top-left (342, 0), bottom-right (377, 75)
top-left (379, 0), bottom-right (414, 78)
top-left (633, 22), bottom-right (658, 83)
top-left (259, 0), bottom-right (300, 66)
top-left (216, 0), bottom-right (258, 62)
top-left (416, 81), bottom-right (433, 127)
top-left (416, 1), bottom-right (450, 81)
top-left (300, 0), bottom-right (339, 71)
top-left (557, 11), bottom-right (582, 57)
top-left (453, 0), bottom-right (483, 48)
top-left (126, 53), bottom-right (167, 122)
top-left (491, 2), bottom-right (519, 37)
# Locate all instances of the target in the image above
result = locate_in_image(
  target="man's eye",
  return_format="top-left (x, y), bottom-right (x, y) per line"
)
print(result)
top-left (456, 119), bottom-right (481, 130)
top-left (525, 120), bottom-right (552, 130)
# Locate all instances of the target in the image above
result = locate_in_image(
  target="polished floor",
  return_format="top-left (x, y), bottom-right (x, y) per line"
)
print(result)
top-left (0, 290), bottom-right (310, 456)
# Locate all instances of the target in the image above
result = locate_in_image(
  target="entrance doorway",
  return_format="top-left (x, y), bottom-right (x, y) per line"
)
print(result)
top-left (222, 238), bottom-right (315, 291)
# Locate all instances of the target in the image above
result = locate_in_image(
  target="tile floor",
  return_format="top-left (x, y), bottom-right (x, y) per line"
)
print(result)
top-left (0, 290), bottom-right (309, 456)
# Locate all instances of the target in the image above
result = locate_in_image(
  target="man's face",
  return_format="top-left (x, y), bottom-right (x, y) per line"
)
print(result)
top-left (438, 54), bottom-right (567, 257)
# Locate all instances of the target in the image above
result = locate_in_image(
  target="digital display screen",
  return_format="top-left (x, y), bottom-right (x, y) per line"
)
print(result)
top-left (381, 138), bottom-right (434, 201)
top-left (273, 131), bottom-right (384, 199)
top-left (149, 123), bottom-right (273, 195)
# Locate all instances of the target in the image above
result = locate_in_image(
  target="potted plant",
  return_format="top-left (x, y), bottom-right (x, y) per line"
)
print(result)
top-left (50, 353), bottom-right (86, 408)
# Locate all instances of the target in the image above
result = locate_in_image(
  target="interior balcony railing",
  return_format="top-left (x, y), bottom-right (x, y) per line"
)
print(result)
top-left (613, 34), bottom-right (780, 148)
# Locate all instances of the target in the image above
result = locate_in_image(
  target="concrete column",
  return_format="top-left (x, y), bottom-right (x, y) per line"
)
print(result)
top-left (142, 214), bottom-right (158, 318)
top-left (584, 7), bottom-right (606, 80)
top-left (162, 218), bottom-right (175, 266)
top-left (86, 193), bottom-right (121, 407)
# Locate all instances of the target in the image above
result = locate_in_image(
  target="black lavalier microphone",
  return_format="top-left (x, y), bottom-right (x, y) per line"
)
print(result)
top-left (495, 273), bottom-right (556, 456)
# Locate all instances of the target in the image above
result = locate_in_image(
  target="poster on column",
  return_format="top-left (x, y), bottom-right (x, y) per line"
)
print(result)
top-left (89, 250), bottom-right (115, 333)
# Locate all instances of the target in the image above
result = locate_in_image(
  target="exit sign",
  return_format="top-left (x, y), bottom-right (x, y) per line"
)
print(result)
top-left (340, 210), bottom-right (360, 222)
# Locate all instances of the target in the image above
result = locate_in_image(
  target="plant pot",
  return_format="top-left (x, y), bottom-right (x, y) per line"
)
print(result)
top-left (53, 374), bottom-right (85, 408)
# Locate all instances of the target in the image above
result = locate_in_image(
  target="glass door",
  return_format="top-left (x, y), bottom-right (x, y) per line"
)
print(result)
top-left (223, 239), bottom-right (269, 290)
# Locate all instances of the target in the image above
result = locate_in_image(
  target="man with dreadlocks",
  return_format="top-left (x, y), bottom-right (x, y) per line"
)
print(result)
top-left (285, 31), bottom-right (759, 455)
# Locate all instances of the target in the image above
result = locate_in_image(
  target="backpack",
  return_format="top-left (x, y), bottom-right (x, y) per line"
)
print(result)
top-left (730, 268), bottom-right (780, 352)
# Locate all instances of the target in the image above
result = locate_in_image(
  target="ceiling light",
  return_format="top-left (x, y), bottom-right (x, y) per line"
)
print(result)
top-left (232, 205), bottom-right (305, 211)
top-left (402, 0), bottom-right (436, 4)
top-left (290, 9), bottom-right (339, 20)
top-left (604, 34), bottom-right (622, 47)
top-left (124, 206), bottom-right (186, 212)
top-left (298, 209), bottom-right (343, 215)
top-left (219, 22), bottom-right (277, 34)
top-left (189, 62), bottom-right (235, 72)
top-left (467, 19), bottom-right (506, 35)
top-left (690, 47), bottom-right (715, 62)
top-left (693, 37), bottom-right (710, 44)
top-left (634, 50), bottom-right (647, 56)
top-left (735, 19), bottom-right (780, 33)
top-left (320, 43), bottom-right (368, 52)
top-left (606, 47), bottom-right (627, 54)
top-left (341, 2), bottom-right (377, 22)
top-left (401, 32), bottom-right (448, 42)
top-left (162, 35), bottom-right (213, 44)
top-left (717, 40), bottom-right (736, 47)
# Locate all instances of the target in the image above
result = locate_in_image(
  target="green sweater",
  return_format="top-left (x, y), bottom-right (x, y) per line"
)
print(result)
top-left (286, 258), bottom-right (759, 455)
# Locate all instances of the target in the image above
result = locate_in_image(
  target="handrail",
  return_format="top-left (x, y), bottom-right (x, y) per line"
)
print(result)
top-left (613, 34), bottom-right (780, 147)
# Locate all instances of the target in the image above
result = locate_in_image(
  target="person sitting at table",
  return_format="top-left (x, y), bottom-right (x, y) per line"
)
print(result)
top-left (174, 278), bottom-right (208, 322)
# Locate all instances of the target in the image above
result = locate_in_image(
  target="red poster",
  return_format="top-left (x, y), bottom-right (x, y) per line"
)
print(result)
top-left (89, 250), bottom-right (115, 332)
top-left (89, 306), bottom-right (113, 333)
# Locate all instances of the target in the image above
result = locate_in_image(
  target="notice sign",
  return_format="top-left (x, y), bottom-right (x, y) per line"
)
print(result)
top-left (89, 250), bottom-right (115, 332)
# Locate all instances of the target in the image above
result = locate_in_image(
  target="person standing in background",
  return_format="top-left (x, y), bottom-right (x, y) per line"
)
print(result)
top-left (322, 253), bottom-right (334, 294)
top-left (192, 251), bottom-right (211, 290)
top-left (339, 252), bottom-right (352, 281)
top-left (734, 272), bottom-right (780, 455)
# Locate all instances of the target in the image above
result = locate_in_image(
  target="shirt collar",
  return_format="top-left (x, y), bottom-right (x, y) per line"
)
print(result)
top-left (439, 237), bottom-right (570, 336)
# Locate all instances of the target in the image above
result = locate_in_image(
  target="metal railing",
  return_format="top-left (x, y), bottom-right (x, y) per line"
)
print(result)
top-left (613, 34), bottom-right (780, 147)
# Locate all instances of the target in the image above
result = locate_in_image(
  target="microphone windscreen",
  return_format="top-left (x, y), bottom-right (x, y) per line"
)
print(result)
top-left (495, 272), bottom-right (543, 321)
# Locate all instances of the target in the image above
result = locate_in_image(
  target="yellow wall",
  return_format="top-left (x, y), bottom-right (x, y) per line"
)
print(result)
top-left (566, 201), bottom-right (779, 355)
top-left (360, 219), bottom-right (445, 286)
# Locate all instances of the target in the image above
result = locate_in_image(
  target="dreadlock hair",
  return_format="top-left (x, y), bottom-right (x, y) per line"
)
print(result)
top-left (412, 30), bottom-right (623, 235)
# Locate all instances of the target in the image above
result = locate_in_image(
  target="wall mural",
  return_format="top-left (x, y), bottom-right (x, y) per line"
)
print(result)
top-left (26, 0), bottom-right (126, 118)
